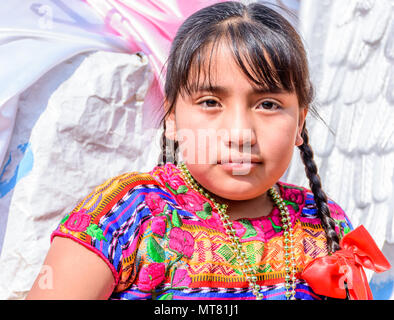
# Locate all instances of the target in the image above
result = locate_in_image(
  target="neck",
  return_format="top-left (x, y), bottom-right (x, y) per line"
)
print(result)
top-left (207, 185), bottom-right (278, 221)
top-left (176, 161), bottom-right (279, 221)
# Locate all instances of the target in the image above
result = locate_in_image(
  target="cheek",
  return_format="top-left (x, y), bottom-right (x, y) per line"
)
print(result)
top-left (258, 119), bottom-right (298, 160)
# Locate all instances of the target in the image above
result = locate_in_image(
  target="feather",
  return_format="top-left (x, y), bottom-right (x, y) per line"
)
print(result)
top-left (363, 46), bottom-right (389, 103)
top-left (372, 153), bottom-right (393, 203)
top-left (326, 15), bottom-right (356, 67)
top-left (336, 102), bottom-right (357, 155)
top-left (342, 66), bottom-right (366, 105)
top-left (347, 25), bottom-right (373, 69)
top-left (361, 0), bottom-right (392, 45)
top-left (319, 65), bottom-right (346, 105)
top-left (374, 99), bottom-right (394, 153)
top-left (353, 154), bottom-right (373, 208)
top-left (386, 64), bottom-right (394, 105)
top-left (384, 19), bottom-right (394, 61)
top-left (309, 104), bottom-right (336, 157)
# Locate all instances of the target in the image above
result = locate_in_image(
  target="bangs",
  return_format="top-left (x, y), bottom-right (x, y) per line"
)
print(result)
top-left (179, 19), bottom-right (298, 98)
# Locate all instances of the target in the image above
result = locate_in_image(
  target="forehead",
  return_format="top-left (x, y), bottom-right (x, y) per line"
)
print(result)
top-left (184, 37), bottom-right (287, 95)
top-left (190, 42), bottom-right (242, 83)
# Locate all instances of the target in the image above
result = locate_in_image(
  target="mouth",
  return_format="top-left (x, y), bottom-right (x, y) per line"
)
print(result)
top-left (217, 158), bottom-right (262, 164)
top-left (217, 161), bottom-right (261, 173)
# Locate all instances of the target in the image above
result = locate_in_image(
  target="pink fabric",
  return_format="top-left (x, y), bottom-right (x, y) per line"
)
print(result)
top-left (82, 0), bottom-right (226, 125)
top-left (145, 192), bottom-right (167, 216)
top-left (168, 227), bottom-right (194, 258)
top-left (172, 268), bottom-right (192, 287)
top-left (64, 209), bottom-right (91, 232)
top-left (137, 263), bottom-right (166, 291)
top-left (151, 216), bottom-right (167, 236)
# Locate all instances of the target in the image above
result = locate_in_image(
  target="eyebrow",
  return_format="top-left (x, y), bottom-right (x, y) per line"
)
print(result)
top-left (192, 84), bottom-right (286, 95)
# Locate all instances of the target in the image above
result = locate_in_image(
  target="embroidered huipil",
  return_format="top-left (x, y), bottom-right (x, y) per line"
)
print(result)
top-left (51, 163), bottom-right (353, 300)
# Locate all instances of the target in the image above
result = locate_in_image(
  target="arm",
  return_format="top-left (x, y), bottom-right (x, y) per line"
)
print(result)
top-left (26, 236), bottom-right (116, 300)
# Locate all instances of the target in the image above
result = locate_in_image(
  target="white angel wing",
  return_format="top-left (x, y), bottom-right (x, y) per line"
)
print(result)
top-left (283, 0), bottom-right (394, 285)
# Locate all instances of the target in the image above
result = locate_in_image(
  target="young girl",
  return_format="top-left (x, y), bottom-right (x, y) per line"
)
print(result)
top-left (27, 1), bottom-right (389, 300)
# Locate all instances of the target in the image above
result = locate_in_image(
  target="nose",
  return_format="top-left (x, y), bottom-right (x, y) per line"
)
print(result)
top-left (223, 108), bottom-right (257, 149)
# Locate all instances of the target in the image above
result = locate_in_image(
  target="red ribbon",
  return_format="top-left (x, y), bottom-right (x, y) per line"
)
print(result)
top-left (301, 225), bottom-right (391, 300)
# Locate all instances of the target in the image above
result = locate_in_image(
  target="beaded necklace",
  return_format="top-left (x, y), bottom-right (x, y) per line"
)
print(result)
top-left (177, 161), bottom-right (297, 300)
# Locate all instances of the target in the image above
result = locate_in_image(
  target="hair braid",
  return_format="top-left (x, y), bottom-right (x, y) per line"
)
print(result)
top-left (157, 122), bottom-right (167, 166)
top-left (157, 121), bottom-right (179, 166)
top-left (298, 125), bottom-right (341, 254)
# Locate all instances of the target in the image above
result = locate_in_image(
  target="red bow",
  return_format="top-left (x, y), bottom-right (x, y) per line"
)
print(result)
top-left (301, 225), bottom-right (391, 300)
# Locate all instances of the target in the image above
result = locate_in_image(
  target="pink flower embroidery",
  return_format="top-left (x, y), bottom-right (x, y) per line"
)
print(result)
top-left (167, 175), bottom-right (187, 192)
top-left (137, 263), bottom-right (166, 292)
top-left (175, 191), bottom-right (205, 214)
top-left (204, 212), bottom-right (226, 233)
top-left (282, 188), bottom-right (304, 204)
top-left (64, 209), bottom-right (91, 232)
top-left (261, 204), bottom-right (300, 241)
top-left (169, 227), bottom-right (195, 258)
top-left (151, 216), bottom-right (167, 237)
top-left (172, 268), bottom-right (191, 288)
top-left (145, 192), bottom-right (167, 216)
top-left (154, 163), bottom-right (185, 190)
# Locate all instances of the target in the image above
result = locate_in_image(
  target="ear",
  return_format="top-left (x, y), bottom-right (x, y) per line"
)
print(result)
top-left (295, 107), bottom-right (308, 147)
top-left (164, 106), bottom-right (177, 141)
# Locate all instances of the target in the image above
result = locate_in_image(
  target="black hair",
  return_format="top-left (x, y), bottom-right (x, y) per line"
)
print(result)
top-left (156, 1), bottom-right (340, 254)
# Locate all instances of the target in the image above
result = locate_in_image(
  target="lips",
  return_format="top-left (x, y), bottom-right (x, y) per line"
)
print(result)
top-left (217, 156), bottom-right (262, 164)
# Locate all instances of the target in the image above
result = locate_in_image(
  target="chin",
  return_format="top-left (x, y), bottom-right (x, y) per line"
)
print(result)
top-left (214, 184), bottom-right (265, 201)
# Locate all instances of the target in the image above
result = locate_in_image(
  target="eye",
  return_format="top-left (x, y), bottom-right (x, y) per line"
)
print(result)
top-left (198, 99), bottom-right (220, 109)
top-left (258, 100), bottom-right (281, 111)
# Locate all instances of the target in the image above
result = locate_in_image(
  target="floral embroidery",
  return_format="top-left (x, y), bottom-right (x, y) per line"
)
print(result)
top-left (61, 214), bottom-right (70, 225)
top-left (175, 191), bottom-right (206, 214)
top-left (147, 236), bottom-right (166, 262)
top-left (166, 182), bottom-right (188, 195)
top-left (260, 204), bottom-right (300, 241)
top-left (268, 217), bottom-right (282, 233)
top-left (64, 209), bottom-right (91, 232)
top-left (238, 219), bottom-right (258, 239)
top-left (61, 208), bottom-right (108, 242)
top-left (151, 216), bottom-right (167, 237)
top-left (172, 268), bottom-right (192, 288)
top-left (204, 213), bottom-right (226, 232)
top-left (86, 224), bottom-right (107, 242)
top-left (139, 189), bottom-right (195, 299)
top-left (195, 202), bottom-right (213, 220)
top-left (146, 192), bottom-right (167, 216)
top-left (51, 162), bottom-right (352, 300)
top-left (169, 227), bottom-right (194, 258)
top-left (171, 209), bottom-right (183, 228)
top-left (158, 165), bottom-right (186, 191)
top-left (282, 186), bottom-right (304, 204)
top-left (137, 263), bottom-right (166, 291)
top-left (158, 293), bottom-right (173, 300)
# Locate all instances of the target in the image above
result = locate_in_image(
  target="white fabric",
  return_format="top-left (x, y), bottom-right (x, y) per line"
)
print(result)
top-left (0, 0), bottom-right (129, 171)
top-left (0, 50), bottom-right (161, 299)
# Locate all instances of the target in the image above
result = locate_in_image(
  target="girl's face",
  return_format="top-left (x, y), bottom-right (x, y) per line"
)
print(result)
top-left (166, 42), bottom-right (307, 204)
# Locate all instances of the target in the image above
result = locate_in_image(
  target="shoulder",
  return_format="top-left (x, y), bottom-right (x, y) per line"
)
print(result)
top-left (52, 166), bottom-right (170, 249)
top-left (278, 181), bottom-right (353, 237)
top-left (54, 166), bottom-right (172, 234)
top-left (62, 170), bottom-right (162, 225)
